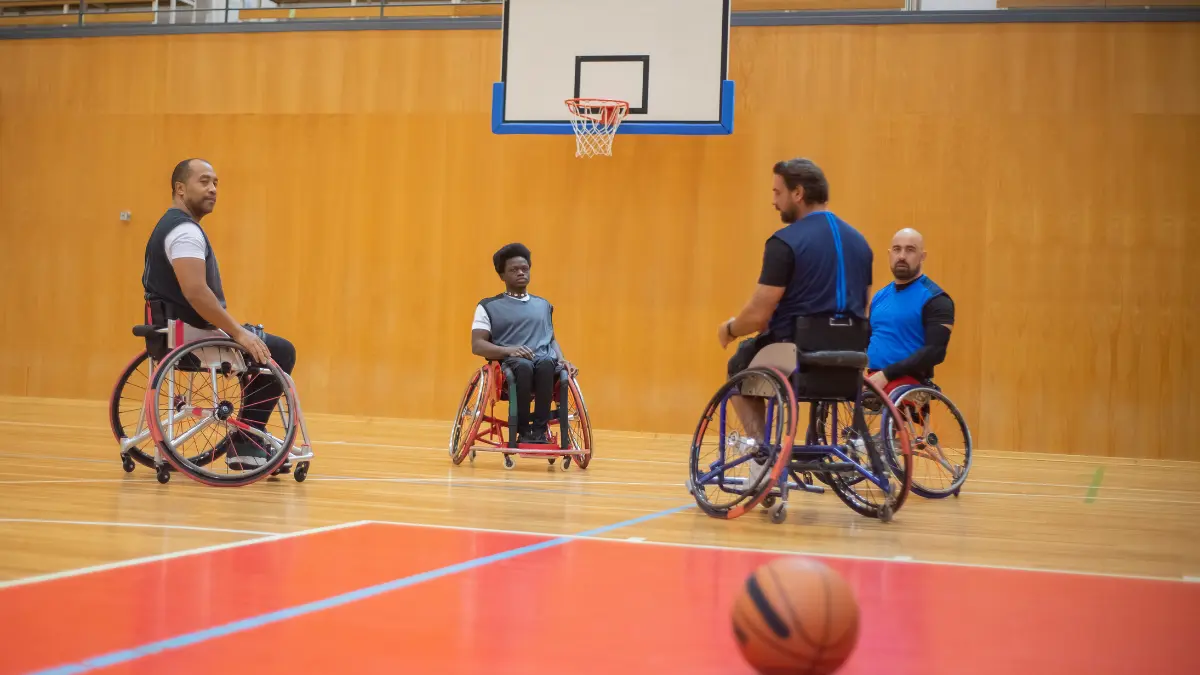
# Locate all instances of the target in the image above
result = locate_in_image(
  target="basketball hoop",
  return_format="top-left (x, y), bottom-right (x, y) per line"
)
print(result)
top-left (565, 98), bottom-right (629, 158)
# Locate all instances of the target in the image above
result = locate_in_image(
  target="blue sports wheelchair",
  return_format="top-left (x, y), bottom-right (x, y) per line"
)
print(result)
top-left (686, 315), bottom-right (914, 525)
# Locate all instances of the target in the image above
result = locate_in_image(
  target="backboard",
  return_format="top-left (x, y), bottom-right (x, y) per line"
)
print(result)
top-left (492, 0), bottom-right (734, 136)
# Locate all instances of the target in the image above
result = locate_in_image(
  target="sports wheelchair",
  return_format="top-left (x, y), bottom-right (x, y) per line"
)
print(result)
top-left (108, 302), bottom-right (315, 486)
top-left (449, 359), bottom-right (592, 471)
top-left (686, 316), bottom-right (914, 525)
top-left (854, 378), bottom-right (973, 499)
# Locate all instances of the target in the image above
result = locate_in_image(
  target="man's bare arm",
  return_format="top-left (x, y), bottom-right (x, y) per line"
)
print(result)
top-left (472, 329), bottom-right (528, 361)
top-left (170, 258), bottom-right (269, 362)
top-left (728, 284), bottom-right (787, 337)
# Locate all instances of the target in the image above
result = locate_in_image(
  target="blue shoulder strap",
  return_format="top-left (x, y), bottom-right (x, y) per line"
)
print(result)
top-left (823, 213), bottom-right (847, 317)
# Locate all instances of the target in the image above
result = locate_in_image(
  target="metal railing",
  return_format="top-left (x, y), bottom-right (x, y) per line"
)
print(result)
top-left (0, 0), bottom-right (1194, 30)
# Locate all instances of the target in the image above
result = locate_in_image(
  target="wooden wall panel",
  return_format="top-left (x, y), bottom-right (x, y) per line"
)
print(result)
top-left (0, 22), bottom-right (1197, 459)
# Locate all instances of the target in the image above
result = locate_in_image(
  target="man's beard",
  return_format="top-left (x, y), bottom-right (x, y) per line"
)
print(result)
top-left (778, 206), bottom-right (797, 224)
top-left (892, 262), bottom-right (920, 281)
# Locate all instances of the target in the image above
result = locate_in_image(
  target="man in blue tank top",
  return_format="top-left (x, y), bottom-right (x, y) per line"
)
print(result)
top-left (471, 243), bottom-right (576, 444)
top-left (866, 228), bottom-right (955, 394)
top-left (718, 158), bottom-right (874, 438)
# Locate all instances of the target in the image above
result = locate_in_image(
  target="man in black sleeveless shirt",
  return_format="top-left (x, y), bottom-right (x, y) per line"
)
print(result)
top-left (143, 159), bottom-right (297, 471)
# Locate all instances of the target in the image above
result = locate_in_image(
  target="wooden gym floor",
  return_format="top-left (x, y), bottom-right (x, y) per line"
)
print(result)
top-left (1, 395), bottom-right (1198, 674)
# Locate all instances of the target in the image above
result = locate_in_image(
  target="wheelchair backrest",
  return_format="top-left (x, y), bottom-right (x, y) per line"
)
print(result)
top-left (142, 299), bottom-right (174, 361)
top-left (792, 315), bottom-right (869, 402)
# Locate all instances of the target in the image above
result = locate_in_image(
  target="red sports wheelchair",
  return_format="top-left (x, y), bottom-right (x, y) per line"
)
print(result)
top-left (449, 360), bottom-right (592, 470)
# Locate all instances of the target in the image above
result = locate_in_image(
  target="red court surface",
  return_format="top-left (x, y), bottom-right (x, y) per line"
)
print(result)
top-left (2, 521), bottom-right (1197, 675)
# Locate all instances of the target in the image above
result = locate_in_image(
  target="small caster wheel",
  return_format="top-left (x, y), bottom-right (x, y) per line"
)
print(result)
top-left (953, 487), bottom-right (961, 498)
top-left (503, 454), bottom-right (516, 470)
top-left (762, 495), bottom-right (776, 509)
top-left (469, 450), bottom-right (476, 462)
top-left (121, 455), bottom-right (135, 473)
top-left (685, 477), bottom-right (695, 496)
top-left (879, 503), bottom-right (894, 523)
top-left (156, 466), bottom-right (170, 484)
top-left (294, 462), bottom-right (309, 482)
top-left (561, 456), bottom-right (571, 471)
top-left (547, 458), bottom-right (556, 466)
top-left (768, 502), bottom-right (787, 524)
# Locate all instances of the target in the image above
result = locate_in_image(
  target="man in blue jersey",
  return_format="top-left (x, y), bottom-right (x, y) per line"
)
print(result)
top-left (471, 243), bottom-right (577, 444)
top-left (718, 158), bottom-right (874, 438)
top-left (866, 228), bottom-right (955, 395)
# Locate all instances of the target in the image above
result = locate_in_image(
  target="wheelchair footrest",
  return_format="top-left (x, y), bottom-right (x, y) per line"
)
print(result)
top-left (472, 444), bottom-right (586, 457)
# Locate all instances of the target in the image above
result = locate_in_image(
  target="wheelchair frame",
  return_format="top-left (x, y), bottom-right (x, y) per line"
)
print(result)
top-left (879, 380), bottom-right (973, 499)
top-left (110, 314), bottom-right (315, 486)
top-left (688, 339), bottom-right (914, 525)
top-left (450, 360), bottom-right (592, 471)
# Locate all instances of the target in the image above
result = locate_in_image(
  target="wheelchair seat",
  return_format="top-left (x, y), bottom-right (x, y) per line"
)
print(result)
top-left (741, 315), bottom-right (870, 402)
top-left (797, 350), bottom-right (868, 369)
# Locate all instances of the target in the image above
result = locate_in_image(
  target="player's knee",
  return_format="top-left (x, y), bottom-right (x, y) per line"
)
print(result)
top-left (266, 334), bottom-right (297, 374)
top-left (727, 341), bottom-right (755, 378)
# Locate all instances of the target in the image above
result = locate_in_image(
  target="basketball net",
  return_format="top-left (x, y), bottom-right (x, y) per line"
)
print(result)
top-left (565, 98), bottom-right (629, 158)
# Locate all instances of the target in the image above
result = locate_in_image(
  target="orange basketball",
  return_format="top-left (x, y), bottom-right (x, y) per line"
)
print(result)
top-left (731, 557), bottom-right (860, 675)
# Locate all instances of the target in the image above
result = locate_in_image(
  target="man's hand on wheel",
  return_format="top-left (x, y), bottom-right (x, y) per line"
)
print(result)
top-left (506, 345), bottom-right (534, 360)
top-left (235, 326), bottom-right (271, 364)
top-left (560, 360), bottom-right (579, 378)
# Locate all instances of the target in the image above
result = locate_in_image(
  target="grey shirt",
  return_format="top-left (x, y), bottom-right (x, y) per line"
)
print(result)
top-left (472, 293), bottom-right (561, 361)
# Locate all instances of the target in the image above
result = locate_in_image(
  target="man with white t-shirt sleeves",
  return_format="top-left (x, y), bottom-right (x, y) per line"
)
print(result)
top-left (141, 158), bottom-right (297, 471)
top-left (470, 243), bottom-right (576, 444)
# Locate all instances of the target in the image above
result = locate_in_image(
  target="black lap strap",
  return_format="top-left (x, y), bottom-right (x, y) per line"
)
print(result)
top-left (797, 351), bottom-right (869, 369)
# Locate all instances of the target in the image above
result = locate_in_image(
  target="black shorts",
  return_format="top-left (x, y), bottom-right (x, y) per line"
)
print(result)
top-left (727, 333), bottom-right (787, 378)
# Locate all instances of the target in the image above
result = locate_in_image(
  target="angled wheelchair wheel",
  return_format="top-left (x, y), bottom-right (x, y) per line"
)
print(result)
top-left (563, 376), bottom-right (593, 469)
top-left (109, 350), bottom-right (157, 471)
top-left (144, 337), bottom-right (297, 487)
top-left (688, 367), bottom-right (796, 520)
top-left (813, 379), bottom-right (913, 521)
top-left (450, 366), bottom-right (490, 465)
top-left (883, 385), bottom-right (972, 499)
top-left (110, 350), bottom-right (224, 472)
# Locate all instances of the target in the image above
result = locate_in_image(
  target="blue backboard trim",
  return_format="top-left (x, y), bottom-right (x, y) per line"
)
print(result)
top-left (491, 80), bottom-right (735, 136)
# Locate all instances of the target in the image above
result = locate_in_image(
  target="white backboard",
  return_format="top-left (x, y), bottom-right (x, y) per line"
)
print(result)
top-left (493, 0), bottom-right (734, 135)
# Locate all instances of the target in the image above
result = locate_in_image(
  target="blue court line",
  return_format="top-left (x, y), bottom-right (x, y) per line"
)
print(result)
top-left (25, 503), bottom-right (694, 675)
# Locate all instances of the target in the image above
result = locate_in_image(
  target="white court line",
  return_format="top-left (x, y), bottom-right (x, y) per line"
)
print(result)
top-left (308, 476), bottom-right (681, 488)
top-left (0, 475), bottom-right (132, 480)
top-left (0, 420), bottom-right (103, 432)
top-left (364, 519), bottom-right (1196, 584)
top-left (1, 474), bottom-right (1197, 505)
top-left (7, 415), bottom-right (1200, 469)
top-left (0, 519), bottom-right (276, 536)
top-left (0, 520), bottom-right (371, 590)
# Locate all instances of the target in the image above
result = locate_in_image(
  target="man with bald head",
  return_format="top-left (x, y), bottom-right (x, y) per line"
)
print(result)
top-left (865, 228), bottom-right (955, 393)
top-left (141, 158), bottom-right (297, 472)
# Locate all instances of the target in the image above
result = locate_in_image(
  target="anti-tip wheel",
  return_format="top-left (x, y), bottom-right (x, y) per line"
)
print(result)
top-left (761, 494), bottom-right (777, 509)
top-left (121, 455), bottom-right (135, 473)
top-left (561, 456), bottom-right (572, 471)
top-left (768, 502), bottom-right (787, 524)
top-left (879, 502), bottom-right (895, 523)
top-left (294, 462), bottom-right (309, 482)
top-left (156, 466), bottom-right (170, 484)
top-left (503, 454), bottom-right (516, 470)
